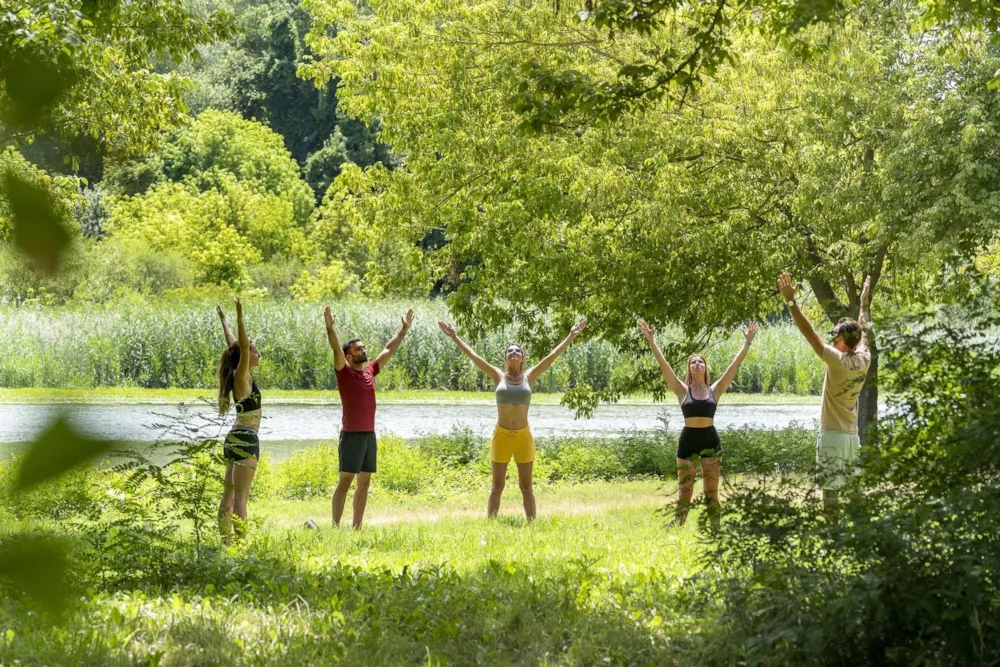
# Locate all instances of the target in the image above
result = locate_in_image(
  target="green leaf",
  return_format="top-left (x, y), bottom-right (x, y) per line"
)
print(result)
top-left (0, 535), bottom-right (75, 618)
top-left (14, 417), bottom-right (117, 491)
top-left (2, 171), bottom-right (72, 274)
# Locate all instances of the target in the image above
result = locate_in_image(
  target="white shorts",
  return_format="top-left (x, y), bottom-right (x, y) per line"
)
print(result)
top-left (816, 430), bottom-right (861, 490)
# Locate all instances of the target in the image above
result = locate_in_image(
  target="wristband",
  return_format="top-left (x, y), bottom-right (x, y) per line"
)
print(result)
top-left (785, 299), bottom-right (796, 308)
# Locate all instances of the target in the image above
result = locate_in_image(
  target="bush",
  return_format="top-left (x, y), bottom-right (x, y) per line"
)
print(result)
top-left (703, 307), bottom-right (1000, 666)
top-left (415, 426), bottom-right (487, 466)
top-left (374, 436), bottom-right (433, 494)
top-left (272, 442), bottom-right (340, 500)
top-left (539, 439), bottom-right (627, 482)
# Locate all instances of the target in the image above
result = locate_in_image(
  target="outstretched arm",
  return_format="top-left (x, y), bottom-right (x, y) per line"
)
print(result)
top-left (324, 306), bottom-right (347, 372)
top-left (217, 303), bottom-right (236, 347)
top-left (438, 322), bottom-right (502, 384)
top-left (233, 298), bottom-right (251, 394)
top-left (778, 273), bottom-right (825, 357)
top-left (857, 276), bottom-right (872, 350)
top-left (375, 308), bottom-right (415, 369)
top-left (526, 319), bottom-right (587, 385)
top-left (639, 319), bottom-right (687, 401)
top-left (713, 322), bottom-right (758, 398)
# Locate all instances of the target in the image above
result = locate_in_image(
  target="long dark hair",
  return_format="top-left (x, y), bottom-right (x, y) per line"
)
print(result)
top-left (218, 342), bottom-right (241, 414)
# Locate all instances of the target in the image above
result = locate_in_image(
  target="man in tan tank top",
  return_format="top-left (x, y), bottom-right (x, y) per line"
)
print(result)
top-left (778, 273), bottom-right (873, 520)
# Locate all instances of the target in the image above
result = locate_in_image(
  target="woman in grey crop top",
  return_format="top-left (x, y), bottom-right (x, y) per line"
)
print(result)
top-left (438, 318), bottom-right (587, 520)
top-left (639, 318), bottom-right (757, 529)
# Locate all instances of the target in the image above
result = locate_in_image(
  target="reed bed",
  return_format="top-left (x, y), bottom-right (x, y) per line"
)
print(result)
top-left (0, 301), bottom-right (824, 393)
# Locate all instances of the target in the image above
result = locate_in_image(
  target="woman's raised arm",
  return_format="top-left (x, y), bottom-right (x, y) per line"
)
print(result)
top-left (639, 319), bottom-right (687, 402)
top-left (438, 322), bottom-right (502, 384)
top-left (712, 322), bottom-right (758, 398)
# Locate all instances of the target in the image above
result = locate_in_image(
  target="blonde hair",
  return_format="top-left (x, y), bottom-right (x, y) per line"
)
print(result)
top-left (684, 354), bottom-right (711, 386)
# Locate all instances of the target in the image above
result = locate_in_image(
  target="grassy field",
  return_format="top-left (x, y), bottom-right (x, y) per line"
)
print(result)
top-left (0, 386), bottom-right (822, 405)
top-left (0, 480), bottom-right (722, 665)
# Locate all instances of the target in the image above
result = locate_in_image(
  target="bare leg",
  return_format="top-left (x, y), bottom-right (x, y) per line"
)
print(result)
top-left (218, 463), bottom-right (236, 544)
top-left (700, 456), bottom-right (721, 529)
top-left (332, 472), bottom-right (356, 527)
top-left (230, 458), bottom-right (258, 539)
top-left (516, 461), bottom-right (536, 521)
top-left (352, 472), bottom-right (372, 529)
top-left (488, 462), bottom-right (507, 517)
top-left (675, 458), bottom-right (697, 526)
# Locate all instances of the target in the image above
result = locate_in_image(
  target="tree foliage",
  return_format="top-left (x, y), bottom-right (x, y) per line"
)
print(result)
top-left (307, 0), bottom-right (1000, 416)
top-left (506, 0), bottom-right (1000, 129)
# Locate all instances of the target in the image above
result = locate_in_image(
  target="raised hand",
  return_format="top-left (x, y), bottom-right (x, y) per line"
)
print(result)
top-left (323, 305), bottom-right (335, 329)
top-left (859, 275), bottom-right (872, 307)
top-left (638, 318), bottom-right (655, 340)
top-left (216, 303), bottom-right (226, 321)
top-left (233, 297), bottom-right (242, 313)
top-left (570, 318), bottom-right (587, 337)
top-left (777, 273), bottom-right (799, 302)
top-left (401, 308), bottom-right (415, 330)
top-left (744, 321), bottom-right (759, 344)
top-left (438, 321), bottom-right (456, 339)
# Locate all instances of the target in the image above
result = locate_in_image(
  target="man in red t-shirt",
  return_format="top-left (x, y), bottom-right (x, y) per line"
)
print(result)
top-left (324, 305), bottom-right (414, 528)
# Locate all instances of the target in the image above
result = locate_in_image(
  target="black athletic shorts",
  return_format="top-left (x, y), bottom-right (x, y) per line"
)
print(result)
top-left (339, 431), bottom-right (377, 473)
top-left (224, 428), bottom-right (260, 462)
top-left (677, 426), bottom-right (722, 460)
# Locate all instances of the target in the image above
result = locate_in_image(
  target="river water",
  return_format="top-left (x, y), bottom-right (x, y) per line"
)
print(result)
top-left (0, 401), bottom-right (823, 461)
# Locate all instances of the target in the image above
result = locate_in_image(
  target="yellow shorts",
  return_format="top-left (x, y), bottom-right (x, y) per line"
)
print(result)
top-left (490, 425), bottom-right (535, 464)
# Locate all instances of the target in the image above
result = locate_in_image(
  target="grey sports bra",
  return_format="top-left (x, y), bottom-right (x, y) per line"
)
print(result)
top-left (496, 375), bottom-right (532, 406)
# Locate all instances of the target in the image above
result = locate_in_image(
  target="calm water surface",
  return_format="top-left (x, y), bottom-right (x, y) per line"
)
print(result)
top-left (0, 401), bottom-right (825, 461)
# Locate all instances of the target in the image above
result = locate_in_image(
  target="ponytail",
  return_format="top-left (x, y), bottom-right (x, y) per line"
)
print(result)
top-left (218, 342), bottom-right (240, 414)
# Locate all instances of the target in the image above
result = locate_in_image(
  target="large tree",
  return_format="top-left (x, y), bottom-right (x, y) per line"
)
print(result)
top-left (306, 0), bottom-right (1000, 438)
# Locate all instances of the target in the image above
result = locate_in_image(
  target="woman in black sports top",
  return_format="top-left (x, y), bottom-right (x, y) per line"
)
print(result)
top-left (216, 299), bottom-right (261, 543)
top-left (639, 319), bottom-right (758, 528)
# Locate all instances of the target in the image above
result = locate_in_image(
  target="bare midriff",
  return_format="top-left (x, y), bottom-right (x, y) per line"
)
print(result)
top-left (683, 416), bottom-right (714, 428)
top-left (496, 403), bottom-right (530, 431)
top-left (234, 409), bottom-right (261, 432)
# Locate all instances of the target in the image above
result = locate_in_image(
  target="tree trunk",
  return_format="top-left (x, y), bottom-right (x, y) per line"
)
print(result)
top-left (857, 334), bottom-right (878, 447)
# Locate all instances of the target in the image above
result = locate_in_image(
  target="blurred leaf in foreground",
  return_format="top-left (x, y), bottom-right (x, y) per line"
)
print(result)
top-left (0, 535), bottom-right (75, 618)
top-left (14, 416), bottom-right (117, 491)
top-left (2, 171), bottom-right (72, 274)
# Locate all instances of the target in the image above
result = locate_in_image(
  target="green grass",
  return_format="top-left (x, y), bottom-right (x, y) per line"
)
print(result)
top-left (0, 480), bottom-right (717, 666)
top-left (0, 386), bottom-right (822, 405)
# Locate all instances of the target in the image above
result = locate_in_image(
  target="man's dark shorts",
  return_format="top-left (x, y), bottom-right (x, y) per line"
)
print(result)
top-left (339, 431), bottom-right (377, 473)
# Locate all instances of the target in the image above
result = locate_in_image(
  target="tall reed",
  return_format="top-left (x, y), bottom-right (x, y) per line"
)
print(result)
top-left (0, 301), bottom-right (823, 392)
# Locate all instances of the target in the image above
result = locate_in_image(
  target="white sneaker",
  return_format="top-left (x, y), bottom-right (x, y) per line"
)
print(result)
top-left (303, 519), bottom-right (318, 530)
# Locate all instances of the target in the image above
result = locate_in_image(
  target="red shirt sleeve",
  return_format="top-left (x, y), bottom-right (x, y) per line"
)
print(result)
top-left (369, 360), bottom-right (380, 377)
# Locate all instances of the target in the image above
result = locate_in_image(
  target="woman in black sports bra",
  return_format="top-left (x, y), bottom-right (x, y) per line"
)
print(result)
top-left (216, 299), bottom-right (261, 543)
top-left (639, 319), bottom-right (757, 528)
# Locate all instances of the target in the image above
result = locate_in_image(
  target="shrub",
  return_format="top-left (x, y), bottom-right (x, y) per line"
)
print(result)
top-left (415, 426), bottom-right (487, 466)
top-left (540, 439), bottom-right (627, 482)
top-left (703, 307), bottom-right (1000, 666)
top-left (373, 436), bottom-right (433, 494)
top-left (272, 442), bottom-right (340, 500)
